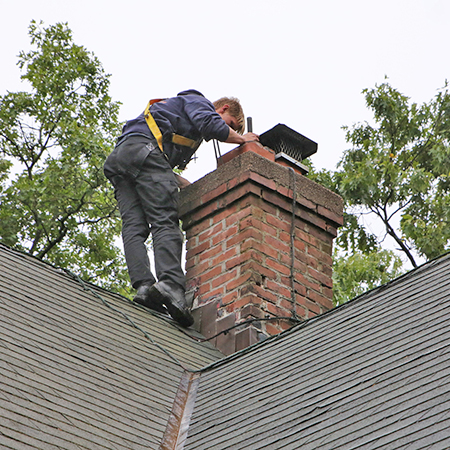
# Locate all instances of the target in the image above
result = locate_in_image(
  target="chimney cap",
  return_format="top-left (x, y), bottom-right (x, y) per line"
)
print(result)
top-left (259, 124), bottom-right (318, 162)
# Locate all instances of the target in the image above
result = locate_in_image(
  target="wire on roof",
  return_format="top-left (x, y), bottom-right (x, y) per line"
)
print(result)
top-left (63, 269), bottom-right (189, 371)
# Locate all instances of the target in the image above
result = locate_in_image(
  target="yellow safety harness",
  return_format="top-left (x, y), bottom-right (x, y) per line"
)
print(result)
top-left (144, 99), bottom-right (200, 153)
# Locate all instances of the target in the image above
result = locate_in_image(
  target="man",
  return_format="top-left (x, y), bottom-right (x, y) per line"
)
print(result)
top-left (104, 89), bottom-right (259, 327)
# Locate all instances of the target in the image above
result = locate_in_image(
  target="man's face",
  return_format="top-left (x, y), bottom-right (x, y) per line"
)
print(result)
top-left (220, 112), bottom-right (240, 132)
top-left (217, 105), bottom-right (239, 132)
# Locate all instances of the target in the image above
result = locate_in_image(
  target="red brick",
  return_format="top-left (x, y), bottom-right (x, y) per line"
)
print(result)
top-left (182, 217), bottom-right (212, 236)
top-left (266, 258), bottom-right (291, 276)
top-left (265, 280), bottom-right (291, 298)
top-left (248, 172), bottom-right (277, 191)
top-left (293, 280), bottom-right (307, 296)
top-left (296, 208), bottom-right (327, 231)
top-left (279, 252), bottom-right (307, 273)
top-left (240, 216), bottom-right (276, 236)
top-left (211, 269), bottom-right (238, 289)
top-left (308, 289), bottom-right (333, 310)
top-left (265, 302), bottom-right (289, 317)
top-left (212, 247), bottom-right (238, 267)
top-left (225, 250), bottom-right (262, 271)
top-left (222, 290), bottom-right (239, 305)
top-left (295, 228), bottom-right (319, 248)
top-left (184, 235), bottom-right (198, 251)
top-left (218, 142), bottom-right (275, 165)
top-left (266, 214), bottom-right (291, 234)
top-left (295, 272), bottom-right (321, 293)
top-left (212, 225), bottom-right (239, 246)
top-left (201, 182), bottom-right (228, 205)
top-left (198, 281), bottom-right (212, 296)
top-left (308, 245), bottom-right (333, 266)
top-left (217, 184), bottom-right (262, 210)
top-left (296, 296), bottom-right (322, 315)
top-left (211, 203), bottom-right (238, 224)
top-left (274, 321), bottom-right (288, 332)
top-left (279, 230), bottom-right (292, 243)
top-left (240, 283), bottom-right (279, 304)
top-left (279, 298), bottom-right (295, 312)
top-left (307, 224), bottom-right (335, 245)
top-left (198, 222), bottom-right (224, 244)
top-left (326, 224), bottom-right (338, 237)
top-left (227, 228), bottom-right (263, 248)
top-left (241, 261), bottom-right (277, 281)
top-left (293, 239), bottom-right (306, 253)
top-left (307, 266), bottom-right (333, 288)
top-left (225, 205), bottom-right (253, 227)
top-left (226, 271), bottom-right (263, 291)
top-left (258, 199), bottom-right (279, 217)
top-left (186, 200), bottom-right (221, 226)
top-left (200, 243), bottom-right (224, 263)
top-left (317, 205), bottom-right (343, 226)
top-left (265, 323), bottom-right (283, 336)
top-left (227, 295), bottom-right (263, 312)
top-left (198, 287), bottom-right (225, 304)
top-left (241, 239), bottom-right (278, 260)
top-left (296, 252), bottom-right (319, 270)
top-left (185, 259), bottom-right (211, 278)
top-left (186, 240), bottom-right (210, 259)
top-left (295, 304), bottom-right (308, 319)
top-left (262, 189), bottom-right (292, 214)
top-left (200, 266), bottom-right (223, 283)
top-left (264, 234), bottom-right (290, 255)
top-left (241, 304), bottom-right (265, 319)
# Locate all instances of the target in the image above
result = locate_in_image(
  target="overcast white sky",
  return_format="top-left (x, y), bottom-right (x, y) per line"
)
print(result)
top-left (1, 0), bottom-right (449, 184)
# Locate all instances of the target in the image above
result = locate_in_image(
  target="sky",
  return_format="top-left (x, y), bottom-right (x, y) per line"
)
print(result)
top-left (2, 0), bottom-right (449, 183)
top-left (1, 0), bottom-right (449, 270)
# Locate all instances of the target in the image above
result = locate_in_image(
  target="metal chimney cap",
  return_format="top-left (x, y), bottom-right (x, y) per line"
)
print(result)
top-left (259, 124), bottom-right (318, 162)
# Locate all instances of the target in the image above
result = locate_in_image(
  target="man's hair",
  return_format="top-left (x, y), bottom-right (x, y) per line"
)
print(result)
top-left (213, 97), bottom-right (245, 135)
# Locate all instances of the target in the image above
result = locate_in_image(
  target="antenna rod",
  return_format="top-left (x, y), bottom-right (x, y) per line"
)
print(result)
top-left (247, 117), bottom-right (253, 133)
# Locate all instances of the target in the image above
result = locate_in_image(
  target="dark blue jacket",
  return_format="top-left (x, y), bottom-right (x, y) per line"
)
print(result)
top-left (121, 90), bottom-right (229, 169)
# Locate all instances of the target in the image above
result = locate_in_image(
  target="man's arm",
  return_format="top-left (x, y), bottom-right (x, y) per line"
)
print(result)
top-left (174, 173), bottom-right (191, 189)
top-left (225, 128), bottom-right (259, 145)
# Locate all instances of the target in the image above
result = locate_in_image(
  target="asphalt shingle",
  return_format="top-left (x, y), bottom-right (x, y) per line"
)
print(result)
top-left (185, 254), bottom-right (450, 450)
top-left (0, 244), bottom-right (223, 450)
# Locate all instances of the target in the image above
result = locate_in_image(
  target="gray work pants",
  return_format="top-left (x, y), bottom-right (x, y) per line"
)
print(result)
top-left (107, 140), bottom-right (185, 290)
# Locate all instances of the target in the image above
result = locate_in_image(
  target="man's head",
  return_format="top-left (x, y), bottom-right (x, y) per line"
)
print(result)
top-left (214, 97), bottom-right (245, 135)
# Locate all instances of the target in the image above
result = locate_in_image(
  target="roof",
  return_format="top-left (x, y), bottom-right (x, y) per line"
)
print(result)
top-left (184, 254), bottom-right (450, 449)
top-left (0, 244), bottom-right (223, 449)
top-left (2, 243), bottom-right (450, 449)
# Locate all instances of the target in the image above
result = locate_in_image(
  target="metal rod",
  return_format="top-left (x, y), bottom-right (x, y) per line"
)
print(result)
top-left (247, 117), bottom-right (253, 133)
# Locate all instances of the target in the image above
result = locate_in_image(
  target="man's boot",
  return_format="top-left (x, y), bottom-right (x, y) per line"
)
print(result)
top-left (148, 281), bottom-right (194, 328)
top-left (133, 283), bottom-right (167, 314)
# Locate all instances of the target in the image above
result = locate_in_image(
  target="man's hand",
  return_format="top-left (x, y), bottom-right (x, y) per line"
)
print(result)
top-left (225, 128), bottom-right (260, 145)
top-left (242, 132), bottom-right (259, 143)
top-left (174, 173), bottom-right (191, 189)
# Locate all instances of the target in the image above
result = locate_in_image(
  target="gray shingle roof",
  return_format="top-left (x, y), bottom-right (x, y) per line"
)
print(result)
top-left (185, 254), bottom-right (450, 449)
top-left (0, 244), bottom-right (223, 449)
top-left (3, 242), bottom-right (450, 449)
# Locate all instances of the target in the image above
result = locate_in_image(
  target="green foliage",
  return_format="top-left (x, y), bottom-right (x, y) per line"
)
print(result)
top-left (332, 249), bottom-right (403, 306)
top-left (0, 21), bottom-right (131, 296)
top-left (308, 79), bottom-right (450, 305)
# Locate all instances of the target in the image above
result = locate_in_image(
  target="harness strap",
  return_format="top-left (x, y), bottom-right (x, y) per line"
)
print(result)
top-left (144, 100), bottom-right (199, 152)
top-left (144, 101), bottom-right (164, 152)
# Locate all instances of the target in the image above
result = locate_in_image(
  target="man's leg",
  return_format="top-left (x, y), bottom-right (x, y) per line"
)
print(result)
top-left (113, 176), bottom-right (156, 289)
top-left (134, 150), bottom-right (193, 327)
top-left (134, 151), bottom-right (185, 290)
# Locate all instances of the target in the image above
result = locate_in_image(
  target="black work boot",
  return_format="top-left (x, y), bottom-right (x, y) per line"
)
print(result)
top-left (133, 283), bottom-right (166, 314)
top-left (148, 281), bottom-right (194, 328)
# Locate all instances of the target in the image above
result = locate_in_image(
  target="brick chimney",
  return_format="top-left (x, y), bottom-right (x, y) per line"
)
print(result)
top-left (179, 142), bottom-right (343, 355)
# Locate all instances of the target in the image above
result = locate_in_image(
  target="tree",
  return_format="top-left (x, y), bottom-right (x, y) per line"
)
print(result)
top-left (309, 80), bottom-right (450, 304)
top-left (0, 21), bottom-right (130, 295)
